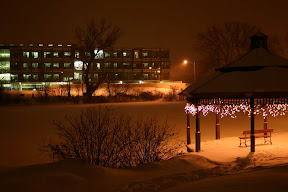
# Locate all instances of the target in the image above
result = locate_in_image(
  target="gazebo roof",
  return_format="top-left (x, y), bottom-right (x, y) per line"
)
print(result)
top-left (181, 47), bottom-right (288, 98)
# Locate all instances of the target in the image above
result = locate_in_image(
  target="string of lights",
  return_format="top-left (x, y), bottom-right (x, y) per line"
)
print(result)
top-left (185, 103), bottom-right (288, 118)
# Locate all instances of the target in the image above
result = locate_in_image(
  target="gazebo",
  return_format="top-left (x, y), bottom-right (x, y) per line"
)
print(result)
top-left (181, 31), bottom-right (288, 153)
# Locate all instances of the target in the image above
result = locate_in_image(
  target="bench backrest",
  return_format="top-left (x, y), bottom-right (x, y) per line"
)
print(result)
top-left (243, 128), bottom-right (273, 135)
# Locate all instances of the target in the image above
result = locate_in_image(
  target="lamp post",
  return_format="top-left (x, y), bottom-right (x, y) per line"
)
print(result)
top-left (184, 60), bottom-right (196, 82)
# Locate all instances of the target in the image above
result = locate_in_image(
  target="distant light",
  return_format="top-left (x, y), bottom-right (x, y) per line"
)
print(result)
top-left (184, 60), bottom-right (188, 64)
top-left (119, 81), bottom-right (123, 84)
top-left (139, 80), bottom-right (143, 84)
top-left (149, 67), bottom-right (152, 70)
top-left (61, 81), bottom-right (63, 85)
top-left (33, 88), bottom-right (36, 91)
top-left (157, 70), bottom-right (161, 73)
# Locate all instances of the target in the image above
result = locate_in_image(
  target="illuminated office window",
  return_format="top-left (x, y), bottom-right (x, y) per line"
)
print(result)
top-left (44, 74), bottom-right (52, 80)
top-left (53, 52), bottom-right (59, 57)
top-left (32, 63), bottom-right (38, 69)
top-left (33, 74), bottom-right (39, 80)
top-left (53, 63), bottom-right (59, 68)
top-left (23, 51), bottom-right (29, 58)
top-left (0, 49), bottom-right (10, 58)
top-left (31, 52), bottom-right (39, 58)
top-left (23, 63), bottom-right (29, 69)
top-left (44, 63), bottom-right (51, 69)
top-left (64, 63), bottom-right (71, 68)
top-left (64, 52), bottom-right (71, 57)
top-left (53, 74), bottom-right (59, 80)
top-left (44, 52), bottom-right (52, 58)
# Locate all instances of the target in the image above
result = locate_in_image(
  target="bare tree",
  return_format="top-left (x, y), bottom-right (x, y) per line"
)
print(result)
top-left (75, 18), bottom-right (121, 100)
top-left (195, 22), bottom-right (257, 69)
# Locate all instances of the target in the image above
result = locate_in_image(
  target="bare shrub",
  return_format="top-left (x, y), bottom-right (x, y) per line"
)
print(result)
top-left (45, 106), bottom-right (180, 168)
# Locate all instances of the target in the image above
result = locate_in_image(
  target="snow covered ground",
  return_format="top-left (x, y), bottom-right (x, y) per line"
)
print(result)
top-left (1, 101), bottom-right (288, 191)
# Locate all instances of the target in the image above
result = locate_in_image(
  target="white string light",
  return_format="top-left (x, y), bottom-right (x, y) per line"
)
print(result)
top-left (185, 103), bottom-right (288, 119)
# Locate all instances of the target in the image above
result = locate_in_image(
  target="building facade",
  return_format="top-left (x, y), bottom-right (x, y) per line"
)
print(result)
top-left (0, 43), bottom-right (170, 90)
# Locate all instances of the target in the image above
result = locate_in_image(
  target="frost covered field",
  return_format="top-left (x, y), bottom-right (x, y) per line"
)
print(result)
top-left (1, 101), bottom-right (288, 191)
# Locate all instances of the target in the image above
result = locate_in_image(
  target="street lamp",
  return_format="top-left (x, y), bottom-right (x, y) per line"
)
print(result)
top-left (184, 60), bottom-right (196, 82)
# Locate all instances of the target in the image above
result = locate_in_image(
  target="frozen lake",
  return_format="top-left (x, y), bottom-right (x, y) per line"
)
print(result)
top-left (1, 101), bottom-right (288, 167)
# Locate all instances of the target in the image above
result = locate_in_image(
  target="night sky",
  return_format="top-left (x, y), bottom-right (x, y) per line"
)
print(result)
top-left (1, 0), bottom-right (288, 81)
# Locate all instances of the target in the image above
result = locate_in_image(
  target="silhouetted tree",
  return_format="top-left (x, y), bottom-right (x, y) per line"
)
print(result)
top-left (195, 22), bottom-right (257, 69)
top-left (75, 18), bottom-right (121, 101)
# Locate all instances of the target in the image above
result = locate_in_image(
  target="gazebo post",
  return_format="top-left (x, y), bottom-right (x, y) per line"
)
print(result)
top-left (250, 97), bottom-right (255, 152)
top-left (195, 103), bottom-right (201, 152)
top-left (264, 116), bottom-right (267, 135)
top-left (216, 113), bottom-right (220, 140)
top-left (186, 113), bottom-right (191, 145)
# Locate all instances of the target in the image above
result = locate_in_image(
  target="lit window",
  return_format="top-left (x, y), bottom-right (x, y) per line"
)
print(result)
top-left (123, 63), bottom-right (130, 68)
top-left (123, 52), bottom-right (127, 57)
top-left (74, 72), bottom-right (80, 80)
top-left (31, 52), bottom-right (39, 58)
top-left (53, 52), bottom-right (59, 57)
top-left (105, 63), bottom-right (111, 68)
top-left (33, 74), bottom-right (39, 80)
top-left (39, 44), bottom-right (43, 46)
top-left (143, 63), bottom-right (149, 69)
top-left (94, 74), bottom-right (98, 80)
top-left (23, 63), bottom-right (29, 69)
top-left (94, 50), bottom-right (104, 58)
top-left (113, 52), bottom-right (117, 57)
top-left (53, 74), bottom-right (60, 80)
top-left (75, 52), bottom-right (79, 58)
top-left (23, 51), bottom-right (29, 58)
top-left (64, 63), bottom-right (71, 68)
top-left (143, 52), bottom-right (149, 57)
top-left (0, 49), bottom-right (10, 58)
top-left (48, 44), bottom-right (53, 46)
top-left (32, 63), bottom-right (38, 69)
top-left (64, 52), bottom-right (71, 57)
top-left (143, 74), bottom-right (148, 79)
top-left (114, 63), bottom-right (117, 68)
top-left (29, 44), bottom-right (33, 46)
top-left (104, 52), bottom-right (111, 58)
top-left (74, 61), bottom-right (83, 70)
top-left (96, 63), bottom-right (101, 69)
top-left (11, 74), bottom-right (18, 81)
top-left (134, 50), bottom-right (139, 59)
top-left (53, 63), bottom-right (59, 68)
top-left (23, 74), bottom-right (31, 80)
top-left (44, 52), bottom-right (51, 58)
top-left (44, 74), bottom-right (52, 80)
top-left (44, 63), bottom-right (51, 69)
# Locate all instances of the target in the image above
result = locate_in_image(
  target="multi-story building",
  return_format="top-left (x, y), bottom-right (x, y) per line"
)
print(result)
top-left (0, 43), bottom-right (170, 90)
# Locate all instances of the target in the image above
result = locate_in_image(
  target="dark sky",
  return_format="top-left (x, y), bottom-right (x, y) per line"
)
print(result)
top-left (1, 0), bottom-right (288, 81)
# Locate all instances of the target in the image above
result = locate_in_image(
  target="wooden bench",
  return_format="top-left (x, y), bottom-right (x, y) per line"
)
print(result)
top-left (239, 128), bottom-right (273, 147)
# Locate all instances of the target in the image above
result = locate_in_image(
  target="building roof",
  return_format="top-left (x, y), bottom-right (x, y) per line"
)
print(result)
top-left (181, 47), bottom-right (288, 98)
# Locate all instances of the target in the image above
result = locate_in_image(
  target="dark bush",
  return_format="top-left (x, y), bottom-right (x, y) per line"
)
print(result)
top-left (44, 106), bottom-right (181, 168)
